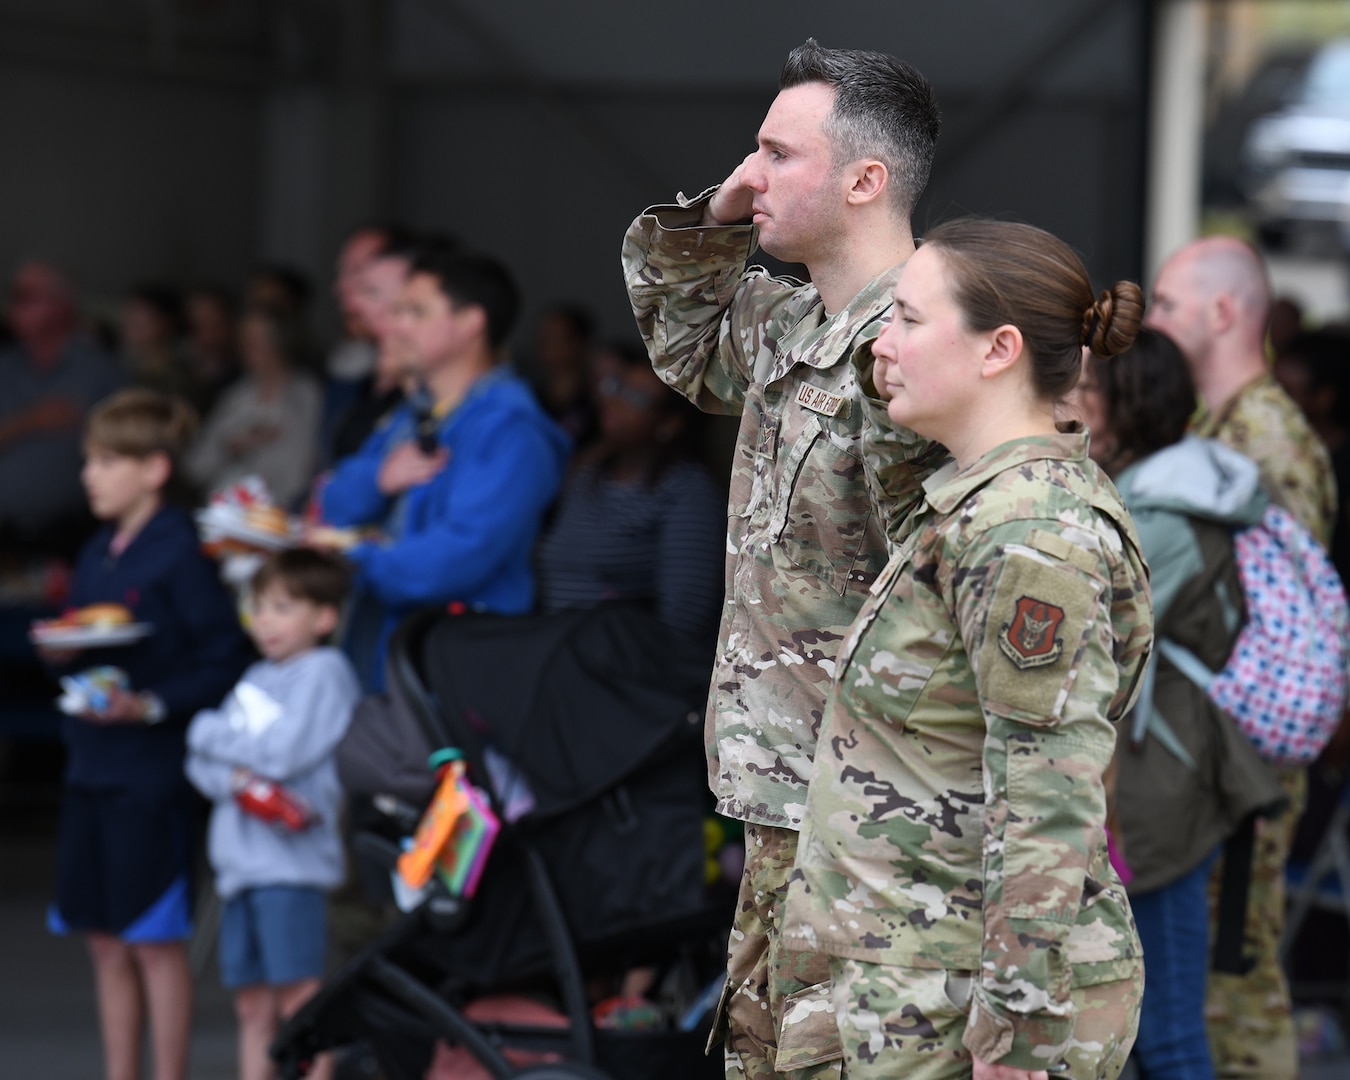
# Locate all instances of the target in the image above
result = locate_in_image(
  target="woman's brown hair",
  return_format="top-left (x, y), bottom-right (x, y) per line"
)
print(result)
top-left (921, 218), bottom-right (1145, 400)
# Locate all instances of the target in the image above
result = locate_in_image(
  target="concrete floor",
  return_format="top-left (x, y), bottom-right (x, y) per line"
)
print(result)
top-left (0, 778), bottom-right (235, 1079)
top-left (3, 751), bottom-right (1349, 1080)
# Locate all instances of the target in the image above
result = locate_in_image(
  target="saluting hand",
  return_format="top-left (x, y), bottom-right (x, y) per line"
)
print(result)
top-left (701, 153), bottom-right (760, 227)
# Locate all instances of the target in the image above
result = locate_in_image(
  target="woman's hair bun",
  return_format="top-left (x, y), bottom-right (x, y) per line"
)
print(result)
top-left (1081, 281), bottom-right (1144, 360)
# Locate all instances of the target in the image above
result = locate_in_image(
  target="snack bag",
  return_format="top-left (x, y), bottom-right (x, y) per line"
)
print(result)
top-left (57, 667), bottom-right (130, 716)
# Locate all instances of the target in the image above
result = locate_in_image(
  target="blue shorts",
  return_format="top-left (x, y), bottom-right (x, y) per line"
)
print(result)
top-left (51, 784), bottom-right (195, 942)
top-left (219, 885), bottom-right (328, 989)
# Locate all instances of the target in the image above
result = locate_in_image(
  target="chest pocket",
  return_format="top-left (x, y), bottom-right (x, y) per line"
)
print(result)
top-left (770, 415), bottom-right (872, 595)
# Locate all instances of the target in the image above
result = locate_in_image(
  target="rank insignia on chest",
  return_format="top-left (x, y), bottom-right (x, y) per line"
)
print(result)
top-left (998, 595), bottom-right (1065, 669)
top-left (795, 383), bottom-right (846, 417)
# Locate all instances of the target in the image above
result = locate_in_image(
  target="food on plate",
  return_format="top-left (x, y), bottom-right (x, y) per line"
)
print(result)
top-left (244, 505), bottom-right (291, 537)
top-left (31, 603), bottom-right (140, 641)
top-left (73, 603), bottom-right (135, 628)
top-left (305, 525), bottom-right (363, 552)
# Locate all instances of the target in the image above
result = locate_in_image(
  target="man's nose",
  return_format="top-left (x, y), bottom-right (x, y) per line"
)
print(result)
top-left (742, 153), bottom-right (769, 191)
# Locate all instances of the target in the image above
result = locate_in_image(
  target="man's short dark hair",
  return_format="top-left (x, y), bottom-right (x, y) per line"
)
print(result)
top-left (780, 38), bottom-right (941, 218)
top-left (252, 548), bottom-right (351, 609)
top-left (412, 249), bottom-right (522, 350)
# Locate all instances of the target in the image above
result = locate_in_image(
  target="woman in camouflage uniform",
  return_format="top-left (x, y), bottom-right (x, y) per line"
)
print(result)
top-left (782, 219), bottom-right (1152, 1080)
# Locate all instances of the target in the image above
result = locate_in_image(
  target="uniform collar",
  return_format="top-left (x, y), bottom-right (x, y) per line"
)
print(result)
top-left (921, 423), bottom-right (1091, 515)
top-left (1193, 370), bottom-right (1273, 437)
top-left (768, 263), bottom-right (904, 382)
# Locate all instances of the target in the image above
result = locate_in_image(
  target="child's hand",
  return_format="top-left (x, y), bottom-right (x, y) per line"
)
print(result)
top-left (82, 688), bottom-right (152, 725)
top-left (36, 644), bottom-right (81, 665)
top-left (378, 442), bottom-right (449, 496)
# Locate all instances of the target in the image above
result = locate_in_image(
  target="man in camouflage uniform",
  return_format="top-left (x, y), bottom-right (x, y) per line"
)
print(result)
top-left (1147, 235), bottom-right (1338, 1080)
top-left (782, 429), bottom-right (1152, 1079)
top-left (622, 39), bottom-right (944, 1079)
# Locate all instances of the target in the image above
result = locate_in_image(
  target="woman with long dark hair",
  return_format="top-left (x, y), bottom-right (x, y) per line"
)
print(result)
top-left (1072, 328), bottom-right (1285, 1080)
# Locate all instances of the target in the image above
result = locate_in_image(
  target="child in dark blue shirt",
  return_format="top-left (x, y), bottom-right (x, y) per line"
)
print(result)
top-left (46, 388), bottom-right (252, 1080)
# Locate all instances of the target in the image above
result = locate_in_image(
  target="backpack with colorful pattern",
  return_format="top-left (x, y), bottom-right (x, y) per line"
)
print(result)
top-left (1158, 503), bottom-right (1350, 765)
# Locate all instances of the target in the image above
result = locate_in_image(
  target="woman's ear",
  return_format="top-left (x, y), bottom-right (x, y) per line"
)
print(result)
top-left (980, 324), bottom-right (1024, 379)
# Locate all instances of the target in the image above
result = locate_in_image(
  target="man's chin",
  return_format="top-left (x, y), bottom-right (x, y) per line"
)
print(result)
top-left (755, 233), bottom-right (804, 266)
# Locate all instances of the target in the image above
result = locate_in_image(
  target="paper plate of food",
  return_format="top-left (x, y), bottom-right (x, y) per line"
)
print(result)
top-left (30, 604), bottom-right (154, 648)
top-left (197, 503), bottom-right (297, 552)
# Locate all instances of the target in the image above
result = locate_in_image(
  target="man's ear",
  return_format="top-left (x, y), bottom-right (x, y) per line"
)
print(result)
top-left (981, 325), bottom-right (1024, 379)
top-left (1212, 293), bottom-right (1236, 335)
top-left (845, 160), bottom-right (889, 207)
top-left (457, 302), bottom-right (489, 344)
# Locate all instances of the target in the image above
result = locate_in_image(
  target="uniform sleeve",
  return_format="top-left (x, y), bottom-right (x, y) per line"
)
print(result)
top-left (1246, 430), bottom-right (1335, 548)
top-left (347, 412), bottom-right (563, 608)
top-left (621, 190), bottom-right (802, 416)
top-left (950, 521), bottom-right (1122, 1068)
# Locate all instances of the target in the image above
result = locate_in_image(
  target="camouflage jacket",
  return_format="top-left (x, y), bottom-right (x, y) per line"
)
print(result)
top-left (622, 191), bottom-right (944, 828)
top-left (1193, 371), bottom-right (1336, 547)
top-left (782, 428), bottom-right (1153, 1068)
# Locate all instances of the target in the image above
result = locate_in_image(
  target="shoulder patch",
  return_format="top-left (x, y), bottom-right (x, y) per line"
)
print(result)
top-left (975, 550), bottom-right (1105, 726)
top-left (999, 596), bottom-right (1066, 669)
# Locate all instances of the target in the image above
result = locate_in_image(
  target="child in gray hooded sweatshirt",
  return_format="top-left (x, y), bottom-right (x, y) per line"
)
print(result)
top-left (186, 549), bottom-right (360, 1080)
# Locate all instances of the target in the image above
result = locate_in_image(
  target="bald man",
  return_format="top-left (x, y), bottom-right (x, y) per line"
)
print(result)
top-left (0, 261), bottom-right (121, 551)
top-left (1149, 236), bottom-right (1335, 543)
top-left (1146, 236), bottom-right (1335, 1080)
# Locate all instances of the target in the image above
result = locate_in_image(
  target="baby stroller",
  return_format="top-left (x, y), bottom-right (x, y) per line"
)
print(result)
top-left (271, 602), bottom-right (730, 1080)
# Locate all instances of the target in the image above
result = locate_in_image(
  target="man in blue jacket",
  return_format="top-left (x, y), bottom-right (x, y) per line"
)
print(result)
top-left (316, 249), bottom-right (570, 690)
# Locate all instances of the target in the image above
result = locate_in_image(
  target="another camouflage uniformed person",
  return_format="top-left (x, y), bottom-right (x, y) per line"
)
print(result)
top-left (622, 40), bottom-right (943, 1079)
top-left (1192, 371), bottom-right (1335, 547)
top-left (784, 221), bottom-right (1153, 1079)
top-left (1149, 236), bottom-right (1336, 1080)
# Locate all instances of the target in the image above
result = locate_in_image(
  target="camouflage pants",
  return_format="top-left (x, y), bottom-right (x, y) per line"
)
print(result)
top-left (830, 958), bottom-right (1142, 1080)
top-left (713, 823), bottom-right (842, 1079)
top-left (1204, 765), bottom-right (1306, 1079)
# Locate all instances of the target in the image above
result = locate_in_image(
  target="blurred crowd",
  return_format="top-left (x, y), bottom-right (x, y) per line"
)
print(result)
top-left (0, 226), bottom-right (727, 646)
